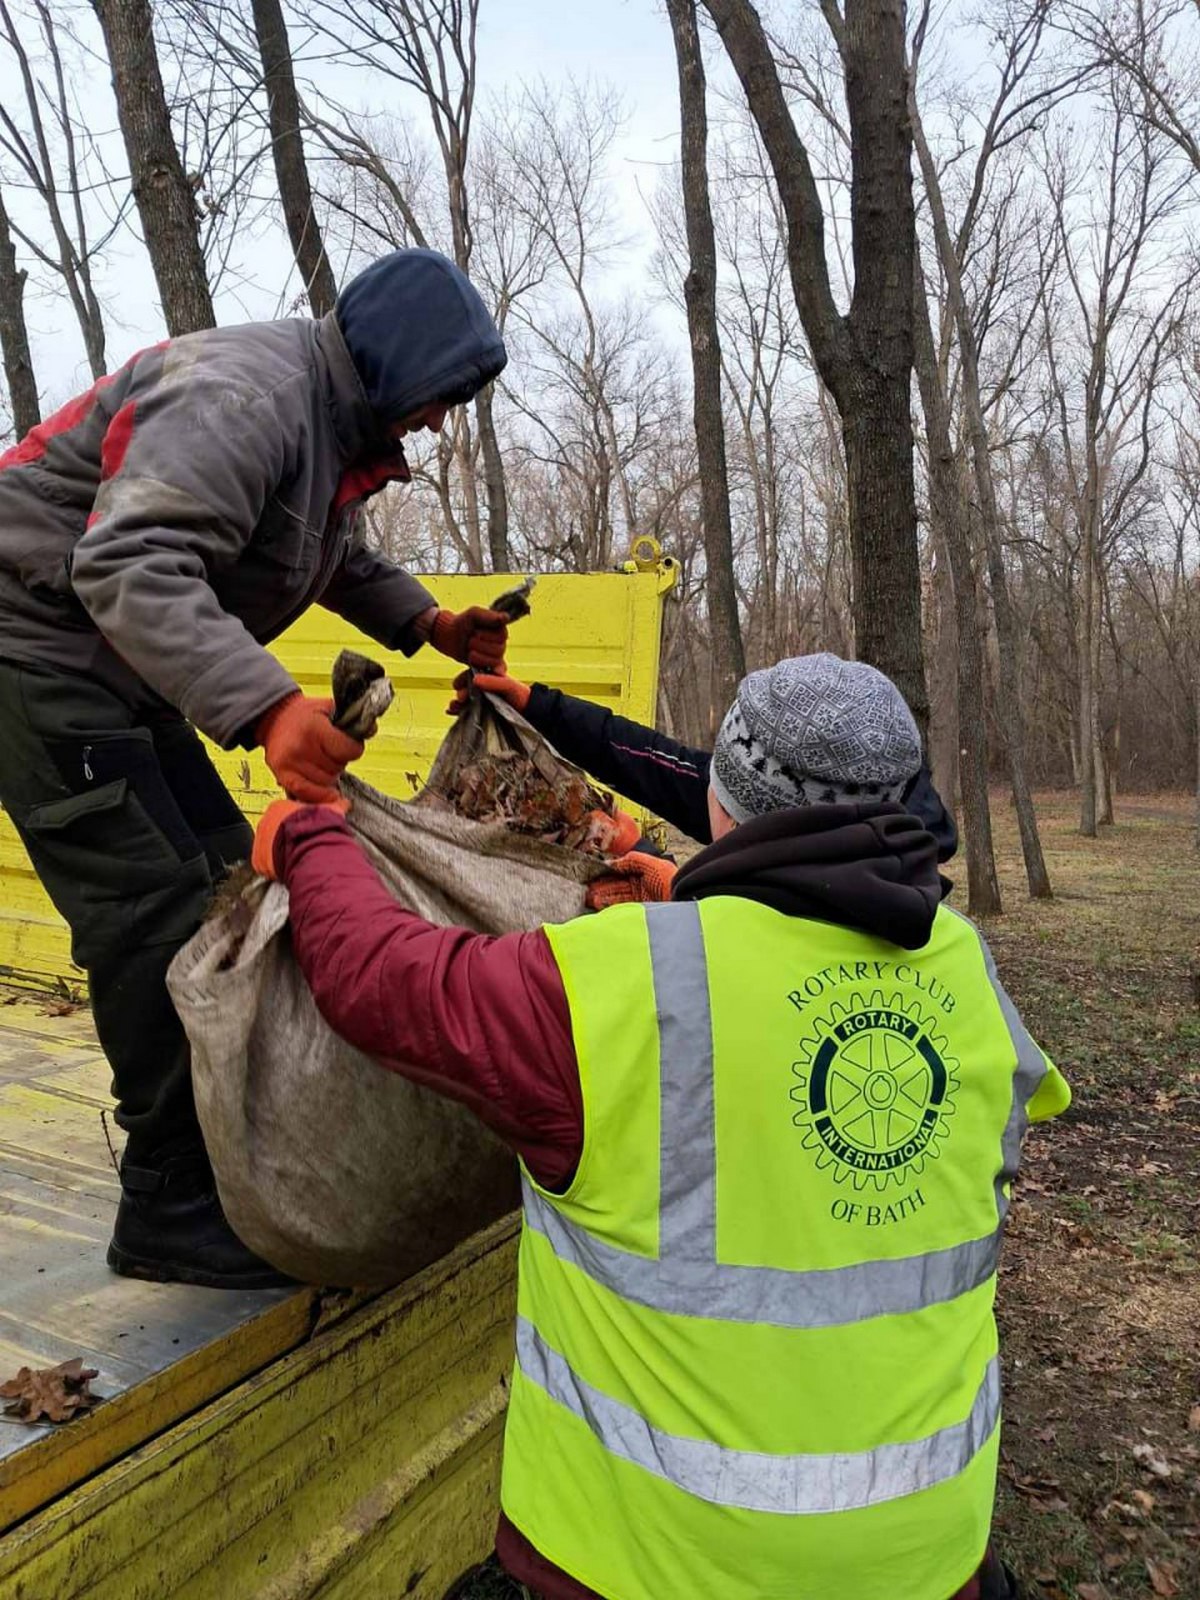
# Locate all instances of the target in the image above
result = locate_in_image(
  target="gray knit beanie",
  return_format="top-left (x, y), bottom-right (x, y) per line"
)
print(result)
top-left (710, 653), bottom-right (921, 823)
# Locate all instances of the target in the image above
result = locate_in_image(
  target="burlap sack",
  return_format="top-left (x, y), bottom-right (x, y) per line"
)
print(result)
top-left (167, 696), bottom-right (607, 1287)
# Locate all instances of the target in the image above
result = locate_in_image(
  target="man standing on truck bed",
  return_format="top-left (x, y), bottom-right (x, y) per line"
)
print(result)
top-left (0, 248), bottom-right (510, 1289)
top-left (252, 652), bottom-right (1068, 1600)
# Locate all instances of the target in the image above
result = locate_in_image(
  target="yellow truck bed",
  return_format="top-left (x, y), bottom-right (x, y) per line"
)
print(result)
top-left (0, 994), bottom-right (519, 1593)
top-left (0, 558), bottom-right (676, 996)
top-left (0, 558), bottom-right (673, 1595)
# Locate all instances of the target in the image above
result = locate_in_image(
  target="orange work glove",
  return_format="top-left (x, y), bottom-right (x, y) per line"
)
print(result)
top-left (256, 692), bottom-right (364, 804)
top-left (583, 808), bottom-right (641, 858)
top-left (430, 607), bottom-right (508, 670)
top-left (447, 669), bottom-right (532, 716)
top-left (252, 797), bottom-right (350, 881)
top-left (586, 851), bottom-right (677, 911)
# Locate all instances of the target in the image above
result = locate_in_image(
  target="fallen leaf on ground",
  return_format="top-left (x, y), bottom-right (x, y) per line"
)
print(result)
top-left (1188, 1404), bottom-right (1200, 1432)
top-left (1006, 1467), bottom-right (1069, 1513)
top-left (1077, 1584), bottom-right (1111, 1600)
top-left (1132, 1488), bottom-right (1157, 1513)
top-left (1132, 1442), bottom-right (1172, 1478)
top-left (38, 1000), bottom-right (76, 1017)
top-left (1146, 1557), bottom-right (1180, 1596)
top-left (0, 1358), bottom-right (102, 1424)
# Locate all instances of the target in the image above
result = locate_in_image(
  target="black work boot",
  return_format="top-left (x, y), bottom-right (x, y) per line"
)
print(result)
top-left (979, 1549), bottom-right (1025, 1600)
top-left (107, 1145), bottom-right (295, 1290)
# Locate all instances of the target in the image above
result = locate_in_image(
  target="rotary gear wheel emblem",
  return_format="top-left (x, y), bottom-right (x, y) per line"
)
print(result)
top-left (790, 991), bottom-right (958, 1193)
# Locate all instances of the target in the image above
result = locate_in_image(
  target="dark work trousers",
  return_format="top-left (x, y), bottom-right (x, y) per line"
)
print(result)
top-left (0, 659), bottom-right (253, 1165)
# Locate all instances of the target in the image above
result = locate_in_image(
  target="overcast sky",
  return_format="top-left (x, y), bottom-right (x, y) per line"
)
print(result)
top-left (2, 0), bottom-right (684, 406)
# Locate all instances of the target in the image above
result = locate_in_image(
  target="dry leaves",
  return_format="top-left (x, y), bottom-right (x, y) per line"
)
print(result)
top-left (1006, 1465), bottom-right (1069, 1514)
top-left (1132, 1442), bottom-right (1173, 1478)
top-left (1146, 1556), bottom-right (1181, 1596)
top-left (38, 999), bottom-right (77, 1017)
top-left (1077, 1585), bottom-right (1111, 1600)
top-left (0, 1357), bottom-right (102, 1424)
top-left (444, 754), bottom-right (609, 850)
top-left (1187, 1404), bottom-right (1200, 1433)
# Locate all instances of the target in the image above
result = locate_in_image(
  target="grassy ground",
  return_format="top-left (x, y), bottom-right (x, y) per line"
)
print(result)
top-left (457, 792), bottom-right (1200, 1600)
top-left (981, 793), bottom-right (1200, 1599)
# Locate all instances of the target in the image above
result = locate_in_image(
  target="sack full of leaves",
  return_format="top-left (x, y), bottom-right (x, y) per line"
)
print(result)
top-left (167, 601), bottom-right (616, 1288)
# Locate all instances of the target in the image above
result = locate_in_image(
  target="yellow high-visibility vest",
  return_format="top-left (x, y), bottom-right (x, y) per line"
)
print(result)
top-left (501, 896), bottom-right (1069, 1600)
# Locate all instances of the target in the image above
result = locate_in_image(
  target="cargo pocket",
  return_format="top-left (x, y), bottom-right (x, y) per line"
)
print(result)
top-left (22, 776), bottom-right (211, 969)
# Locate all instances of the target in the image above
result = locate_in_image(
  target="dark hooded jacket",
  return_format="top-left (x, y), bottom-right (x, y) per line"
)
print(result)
top-left (0, 250), bottom-right (506, 746)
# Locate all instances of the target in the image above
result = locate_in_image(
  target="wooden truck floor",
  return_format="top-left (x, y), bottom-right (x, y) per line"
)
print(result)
top-left (0, 992), bottom-right (519, 1598)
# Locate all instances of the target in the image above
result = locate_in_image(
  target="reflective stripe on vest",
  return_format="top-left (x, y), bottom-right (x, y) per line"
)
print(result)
top-left (522, 901), bottom-right (1048, 1331)
top-left (516, 1315), bottom-right (1002, 1515)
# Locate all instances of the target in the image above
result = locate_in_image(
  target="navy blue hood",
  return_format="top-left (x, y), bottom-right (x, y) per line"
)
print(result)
top-left (335, 248), bottom-right (507, 425)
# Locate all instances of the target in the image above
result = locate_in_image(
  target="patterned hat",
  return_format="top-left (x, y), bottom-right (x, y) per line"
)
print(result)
top-left (710, 653), bottom-right (921, 823)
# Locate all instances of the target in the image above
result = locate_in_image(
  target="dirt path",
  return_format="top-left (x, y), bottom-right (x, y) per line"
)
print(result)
top-left (981, 795), bottom-right (1199, 1600)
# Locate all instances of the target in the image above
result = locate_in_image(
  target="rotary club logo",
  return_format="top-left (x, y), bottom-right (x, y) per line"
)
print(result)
top-left (790, 992), bottom-right (958, 1193)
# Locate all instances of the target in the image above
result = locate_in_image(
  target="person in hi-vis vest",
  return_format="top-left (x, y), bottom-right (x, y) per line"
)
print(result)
top-left (252, 652), bottom-right (1069, 1600)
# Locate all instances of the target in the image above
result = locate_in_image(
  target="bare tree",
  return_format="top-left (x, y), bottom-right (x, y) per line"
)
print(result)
top-left (250, 0), bottom-right (336, 315)
top-left (912, 243), bottom-right (1002, 913)
top-left (0, 0), bottom-right (114, 377)
top-left (489, 81), bottom-right (654, 570)
top-left (1038, 79), bottom-right (1192, 835)
top-left (0, 184), bottom-right (38, 435)
top-left (1074, 0), bottom-right (1200, 170)
top-left (303, 0), bottom-right (508, 568)
top-left (908, 0), bottom-right (1057, 896)
top-left (91, 0), bottom-right (216, 333)
top-left (665, 0), bottom-right (745, 719)
top-left (699, 0), bottom-right (928, 735)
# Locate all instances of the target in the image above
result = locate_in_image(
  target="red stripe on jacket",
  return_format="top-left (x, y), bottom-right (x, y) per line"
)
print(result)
top-left (331, 450), bottom-right (411, 519)
top-left (0, 344), bottom-right (166, 473)
top-left (84, 401), bottom-right (140, 531)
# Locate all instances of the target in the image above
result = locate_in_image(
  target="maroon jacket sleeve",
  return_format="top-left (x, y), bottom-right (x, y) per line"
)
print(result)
top-left (275, 807), bottom-right (584, 1190)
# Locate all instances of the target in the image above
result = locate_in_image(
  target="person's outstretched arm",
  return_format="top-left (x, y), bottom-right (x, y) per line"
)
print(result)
top-left (476, 676), bottom-right (714, 844)
top-left (263, 804), bottom-right (585, 1191)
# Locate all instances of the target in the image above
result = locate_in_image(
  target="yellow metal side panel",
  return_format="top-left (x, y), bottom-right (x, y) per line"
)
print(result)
top-left (0, 1218), bottom-right (520, 1600)
top-left (0, 566), bottom-right (673, 994)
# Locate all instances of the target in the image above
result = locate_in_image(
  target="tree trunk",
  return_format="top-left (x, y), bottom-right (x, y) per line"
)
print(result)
top-left (928, 532), bottom-right (960, 816)
top-left (699, 0), bottom-right (927, 735)
top-left (1079, 507), bottom-right (1098, 836)
top-left (912, 257), bottom-right (1000, 914)
top-left (474, 383), bottom-right (510, 571)
top-left (983, 526), bottom-right (1052, 896)
top-left (666, 0), bottom-right (745, 716)
top-left (450, 407), bottom-right (485, 572)
top-left (1098, 730), bottom-right (1114, 825)
top-left (0, 189), bottom-right (39, 436)
top-left (909, 91), bottom-right (1051, 897)
top-left (251, 0), bottom-right (337, 317)
top-left (842, 383), bottom-right (926, 732)
top-left (840, 0), bottom-right (925, 733)
top-left (91, 0), bottom-right (215, 334)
